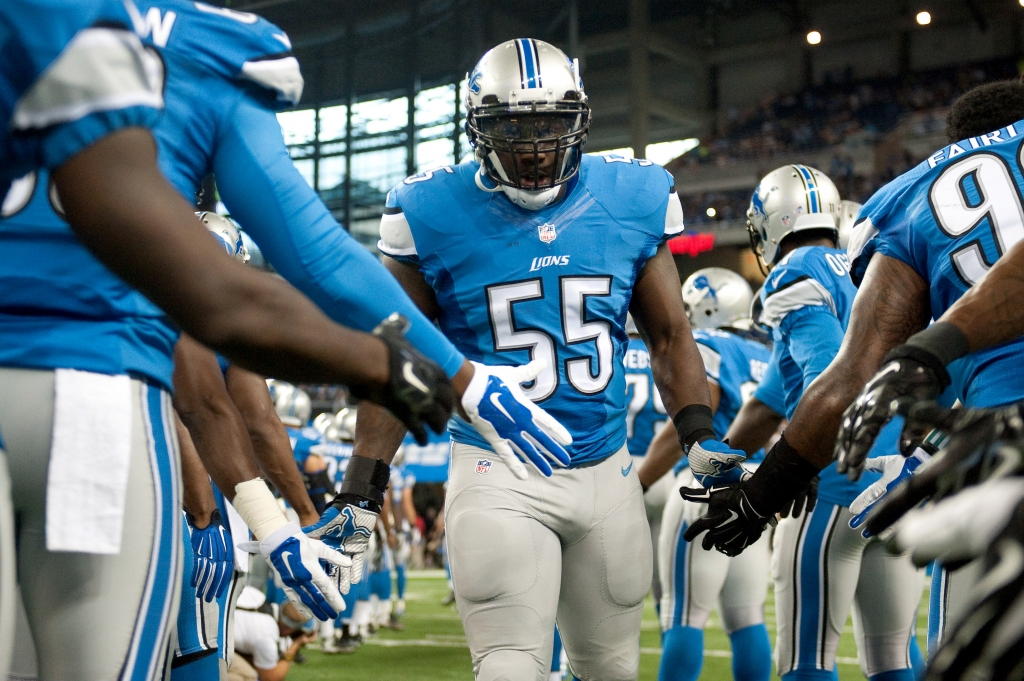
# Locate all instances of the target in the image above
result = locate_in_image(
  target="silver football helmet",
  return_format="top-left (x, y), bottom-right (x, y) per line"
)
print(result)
top-left (746, 165), bottom-right (841, 270)
top-left (837, 199), bottom-right (862, 250)
top-left (266, 379), bottom-right (311, 427)
top-left (197, 212), bottom-right (250, 263)
top-left (682, 268), bottom-right (753, 330)
top-left (465, 39), bottom-right (589, 210)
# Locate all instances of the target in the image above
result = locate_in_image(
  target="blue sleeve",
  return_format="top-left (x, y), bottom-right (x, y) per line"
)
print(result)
top-left (212, 94), bottom-right (465, 378)
top-left (753, 351), bottom-right (786, 416)
top-left (779, 306), bottom-right (844, 394)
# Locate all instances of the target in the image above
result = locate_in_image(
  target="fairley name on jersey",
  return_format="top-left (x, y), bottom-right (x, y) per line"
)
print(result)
top-left (849, 119), bottom-right (1024, 408)
top-left (379, 154), bottom-right (685, 465)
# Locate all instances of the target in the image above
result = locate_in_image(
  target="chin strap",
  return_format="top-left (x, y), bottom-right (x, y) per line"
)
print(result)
top-left (474, 164), bottom-right (503, 193)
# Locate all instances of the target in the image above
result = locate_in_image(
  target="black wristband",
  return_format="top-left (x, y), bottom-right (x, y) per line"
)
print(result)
top-left (338, 455), bottom-right (390, 512)
top-left (899, 322), bottom-right (969, 371)
top-left (744, 434), bottom-right (820, 516)
top-left (673, 404), bottom-right (716, 451)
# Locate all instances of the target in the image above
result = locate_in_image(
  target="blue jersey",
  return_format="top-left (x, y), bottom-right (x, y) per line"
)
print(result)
top-left (849, 121), bottom-right (1024, 408)
top-left (623, 337), bottom-right (668, 458)
top-left (0, 0), bottom-right (161, 193)
top-left (379, 154), bottom-right (685, 465)
top-left (759, 245), bottom-right (881, 506)
top-left (752, 354), bottom-right (787, 416)
top-left (0, 0), bottom-right (463, 390)
top-left (286, 425), bottom-right (352, 492)
top-left (400, 429), bottom-right (451, 484)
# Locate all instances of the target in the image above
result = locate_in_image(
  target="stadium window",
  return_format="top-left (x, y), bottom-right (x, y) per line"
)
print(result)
top-left (318, 104), bottom-right (348, 143)
top-left (351, 146), bottom-right (407, 195)
top-left (291, 159), bottom-right (315, 188)
top-left (351, 96), bottom-right (409, 137)
top-left (318, 155), bottom-right (346, 191)
top-left (415, 84), bottom-right (456, 127)
top-left (277, 109), bottom-right (316, 145)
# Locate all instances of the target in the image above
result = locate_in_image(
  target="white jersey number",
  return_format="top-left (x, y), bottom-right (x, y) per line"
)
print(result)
top-left (624, 372), bottom-right (667, 440)
top-left (930, 151), bottom-right (1024, 285)
top-left (486, 276), bottom-right (614, 401)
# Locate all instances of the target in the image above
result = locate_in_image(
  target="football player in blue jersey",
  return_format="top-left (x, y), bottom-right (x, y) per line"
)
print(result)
top-left (684, 166), bottom-right (924, 681)
top-left (636, 268), bottom-right (774, 681)
top-left (352, 38), bottom-right (747, 681)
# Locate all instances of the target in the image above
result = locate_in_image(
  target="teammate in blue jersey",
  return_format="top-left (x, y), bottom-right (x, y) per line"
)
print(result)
top-left (355, 38), bottom-right (746, 681)
top-left (635, 268), bottom-right (773, 681)
top-left (684, 166), bottom-right (924, 681)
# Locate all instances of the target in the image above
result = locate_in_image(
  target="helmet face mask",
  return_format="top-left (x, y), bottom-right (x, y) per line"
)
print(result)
top-left (465, 39), bottom-right (590, 207)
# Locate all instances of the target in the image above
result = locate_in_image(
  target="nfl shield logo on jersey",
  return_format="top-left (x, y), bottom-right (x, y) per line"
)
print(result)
top-left (475, 459), bottom-right (492, 475)
top-left (538, 223), bottom-right (557, 243)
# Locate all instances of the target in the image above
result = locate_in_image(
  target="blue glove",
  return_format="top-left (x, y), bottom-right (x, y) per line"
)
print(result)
top-left (303, 501), bottom-right (377, 595)
top-left (252, 522), bottom-right (351, 621)
top-left (185, 510), bottom-right (232, 603)
top-left (460, 360), bottom-right (573, 479)
top-left (687, 439), bottom-right (749, 488)
top-left (849, 449), bottom-right (930, 537)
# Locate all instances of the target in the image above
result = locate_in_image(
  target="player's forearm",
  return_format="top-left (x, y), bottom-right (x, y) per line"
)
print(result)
top-left (637, 422), bottom-right (683, 490)
top-left (723, 399), bottom-right (784, 456)
top-left (353, 401), bottom-right (408, 465)
top-left (225, 367), bottom-right (319, 525)
top-left (176, 411), bottom-right (218, 527)
top-left (785, 254), bottom-right (930, 467)
top-left (940, 238), bottom-right (1024, 354)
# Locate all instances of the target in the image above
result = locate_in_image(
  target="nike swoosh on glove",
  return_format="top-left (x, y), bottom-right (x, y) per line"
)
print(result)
top-left (185, 509), bottom-right (233, 603)
top-left (887, 478), bottom-right (1024, 567)
top-left (244, 522), bottom-right (351, 621)
top-left (849, 449), bottom-right (930, 538)
top-left (302, 501), bottom-right (377, 595)
top-left (835, 347), bottom-right (949, 481)
top-left (687, 439), bottom-right (749, 488)
top-left (925, 493), bottom-right (1024, 681)
top-left (461, 359), bottom-right (572, 479)
top-left (680, 484), bottom-right (776, 556)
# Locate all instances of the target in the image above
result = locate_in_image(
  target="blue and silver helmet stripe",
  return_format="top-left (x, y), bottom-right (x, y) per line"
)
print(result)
top-left (794, 164), bottom-right (820, 213)
top-left (516, 38), bottom-right (542, 88)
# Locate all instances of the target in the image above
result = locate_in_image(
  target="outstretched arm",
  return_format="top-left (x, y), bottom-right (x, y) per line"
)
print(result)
top-left (54, 128), bottom-right (388, 388)
top-left (785, 253), bottom-right (931, 467)
top-left (637, 380), bottom-right (720, 490)
top-left (723, 398), bottom-right (785, 456)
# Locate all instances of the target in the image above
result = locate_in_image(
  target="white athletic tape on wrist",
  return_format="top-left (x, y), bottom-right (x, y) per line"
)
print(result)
top-left (232, 478), bottom-right (290, 541)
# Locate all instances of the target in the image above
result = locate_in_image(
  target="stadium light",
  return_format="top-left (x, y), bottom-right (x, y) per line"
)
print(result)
top-left (1020, 0), bottom-right (1024, 8)
top-left (706, 207), bottom-right (717, 218)
top-left (806, 30), bottom-right (821, 45)
top-left (916, 11), bottom-right (931, 25)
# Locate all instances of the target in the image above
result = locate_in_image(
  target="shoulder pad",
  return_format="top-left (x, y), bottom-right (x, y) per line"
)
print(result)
top-left (137, 0), bottom-right (303, 106)
top-left (760, 248), bottom-right (837, 328)
top-left (580, 155), bottom-right (674, 225)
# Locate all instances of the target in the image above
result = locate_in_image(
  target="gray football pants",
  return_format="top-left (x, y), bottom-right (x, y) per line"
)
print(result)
top-left (446, 443), bottom-right (653, 681)
top-left (0, 368), bottom-right (182, 681)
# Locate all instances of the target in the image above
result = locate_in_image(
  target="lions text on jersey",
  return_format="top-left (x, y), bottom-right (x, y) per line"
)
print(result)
top-left (849, 120), bottom-right (1024, 408)
top-left (623, 337), bottom-right (668, 458)
top-left (379, 154), bottom-right (685, 464)
top-left (0, 0), bottom-right (162, 194)
top-left (759, 245), bottom-right (882, 506)
top-left (0, 0), bottom-right (463, 390)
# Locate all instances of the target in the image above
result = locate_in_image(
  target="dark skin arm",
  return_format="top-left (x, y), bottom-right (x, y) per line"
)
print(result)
top-left (940, 237), bottom-right (1024, 352)
top-left (173, 335), bottom-right (261, 501)
top-left (724, 397), bottom-right (785, 456)
top-left (225, 365), bottom-right (319, 526)
top-left (784, 253), bottom-right (931, 468)
top-left (177, 410), bottom-right (218, 529)
top-left (638, 376), bottom-right (720, 490)
top-left (52, 128), bottom-right (388, 390)
top-left (354, 257), bottom-right (451, 464)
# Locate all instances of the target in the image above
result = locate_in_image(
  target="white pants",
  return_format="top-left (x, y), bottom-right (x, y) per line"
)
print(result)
top-left (0, 368), bottom-right (182, 681)
top-left (658, 468), bottom-right (770, 633)
top-left (446, 443), bottom-right (652, 681)
top-left (772, 500), bottom-right (924, 677)
top-left (643, 468), bottom-right (673, 604)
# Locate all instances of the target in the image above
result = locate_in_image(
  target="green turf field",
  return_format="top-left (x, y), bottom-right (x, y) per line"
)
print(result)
top-left (289, 570), bottom-right (929, 680)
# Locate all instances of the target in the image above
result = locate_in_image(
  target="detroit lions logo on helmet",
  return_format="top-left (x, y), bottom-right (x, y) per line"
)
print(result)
top-left (468, 69), bottom-right (483, 95)
top-left (749, 186), bottom-right (768, 224)
top-left (692, 275), bottom-right (717, 302)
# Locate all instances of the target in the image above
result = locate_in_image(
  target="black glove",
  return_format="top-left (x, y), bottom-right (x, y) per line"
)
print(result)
top-left (363, 313), bottom-right (455, 445)
top-left (863, 402), bottom-right (1024, 537)
top-left (835, 350), bottom-right (952, 482)
top-left (779, 475), bottom-right (818, 519)
top-left (925, 495), bottom-right (1024, 681)
top-left (680, 484), bottom-right (777, 556)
